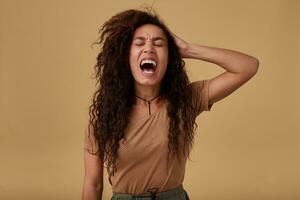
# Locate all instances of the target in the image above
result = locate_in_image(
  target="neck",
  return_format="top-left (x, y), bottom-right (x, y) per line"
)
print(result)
top-left (133, 83), bottom-right (163, 115)
top-left (134, 83), bottom-right (161, 101)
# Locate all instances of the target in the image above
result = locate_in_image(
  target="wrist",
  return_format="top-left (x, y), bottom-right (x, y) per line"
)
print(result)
top-left (180, 43), bottom-right (191, 58)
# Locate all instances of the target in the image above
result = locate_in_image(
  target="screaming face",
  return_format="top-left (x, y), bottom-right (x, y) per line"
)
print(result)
top-left (129, 24), bottom-right (168, 87)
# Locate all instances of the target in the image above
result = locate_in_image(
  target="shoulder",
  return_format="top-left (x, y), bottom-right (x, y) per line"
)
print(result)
top-left (188, 79), bottom-right (213, 114)
top-left (188, 79), bottom-right (210, 98)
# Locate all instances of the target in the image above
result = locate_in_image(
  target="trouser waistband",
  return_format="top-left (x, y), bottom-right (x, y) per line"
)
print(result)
top-left (111, 184), bottom-right (188, 200)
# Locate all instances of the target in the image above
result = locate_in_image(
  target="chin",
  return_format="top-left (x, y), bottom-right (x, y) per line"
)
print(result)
top-left (135, 79), bottom-right (161, 87)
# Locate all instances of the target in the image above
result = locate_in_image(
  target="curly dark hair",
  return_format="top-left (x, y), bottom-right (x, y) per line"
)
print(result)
top-left (87, 8), bottom-right (198, 176)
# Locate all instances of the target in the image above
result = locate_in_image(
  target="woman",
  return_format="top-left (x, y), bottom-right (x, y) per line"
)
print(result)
top-left (82, 9), bottom-right (259, 200)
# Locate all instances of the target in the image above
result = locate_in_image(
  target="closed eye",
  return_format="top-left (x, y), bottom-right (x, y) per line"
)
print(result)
top-left (153, 41), bottom-right (165, 47)
top-left (134, 43), bottom-right (144, 46)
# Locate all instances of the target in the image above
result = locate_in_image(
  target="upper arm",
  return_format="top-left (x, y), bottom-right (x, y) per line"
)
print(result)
top-left (84, 149), bottom-right (104, 187)
top-left (83, 124), bottom-right (104, 188)
top-left (208, 65), bottom-right (258, 105)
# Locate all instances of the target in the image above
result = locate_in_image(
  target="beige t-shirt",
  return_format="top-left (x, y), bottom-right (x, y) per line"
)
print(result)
top-left (84, 79), bottom-right (214, 194)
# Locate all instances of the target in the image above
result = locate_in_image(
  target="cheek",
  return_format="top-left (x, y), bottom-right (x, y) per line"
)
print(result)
top-left (129, 52), bottom-right (136, 69)
top-left (129, 50), bottom-right (140, 75)
top-left (159, 49), bottom-right (169, 68)
top-left (129, 48), bottom-right (139, 65)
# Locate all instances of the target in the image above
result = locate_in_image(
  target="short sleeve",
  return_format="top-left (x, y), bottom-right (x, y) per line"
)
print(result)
top-left (189, 79), bottom-right (214, 116)
top-left (84, 122), bottom-right (99, 154)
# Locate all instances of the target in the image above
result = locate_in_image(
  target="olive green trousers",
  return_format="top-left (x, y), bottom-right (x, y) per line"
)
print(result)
top-left (111, 184), bottom-right (190, 200)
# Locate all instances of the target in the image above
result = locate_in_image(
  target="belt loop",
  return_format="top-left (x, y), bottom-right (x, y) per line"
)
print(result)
top-left (146, 187), bottom-right (159, 200)
top-left (131, 187), bottom-right (159, 199)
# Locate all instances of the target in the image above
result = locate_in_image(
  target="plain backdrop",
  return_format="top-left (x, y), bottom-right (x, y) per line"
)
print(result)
top-left (0, 0), bottom-right (299, 199)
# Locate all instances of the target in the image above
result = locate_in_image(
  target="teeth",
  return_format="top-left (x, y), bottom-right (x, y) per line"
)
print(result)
top-left (141, 59), bottom-right (156, 66)
top-left (143, 69), bottom-right (154, 74)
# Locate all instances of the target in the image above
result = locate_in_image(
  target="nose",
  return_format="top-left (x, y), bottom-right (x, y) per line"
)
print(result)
top-left (143, 43), bottom-right (155, 54)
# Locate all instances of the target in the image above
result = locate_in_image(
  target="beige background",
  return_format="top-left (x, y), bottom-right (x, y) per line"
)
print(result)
top-left (0, 0), bottom-right (299, 199)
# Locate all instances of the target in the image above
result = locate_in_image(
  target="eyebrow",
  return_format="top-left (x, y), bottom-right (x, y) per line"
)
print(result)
top-left (133, 36), bottom-right (166, 41)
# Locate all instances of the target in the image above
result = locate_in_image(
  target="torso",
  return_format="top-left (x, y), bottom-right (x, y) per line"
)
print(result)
top-left (129, 97), bottom-right (167, 120)
top-left (108, 98), bottom-right (187, 194)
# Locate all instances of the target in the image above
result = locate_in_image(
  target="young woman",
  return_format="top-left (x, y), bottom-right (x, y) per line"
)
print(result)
top-left (82, 9), bottom-right (259, 200)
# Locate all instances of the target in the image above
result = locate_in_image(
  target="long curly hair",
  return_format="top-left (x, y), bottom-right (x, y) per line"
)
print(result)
top-left (87, 8), bottom-right (198, 175)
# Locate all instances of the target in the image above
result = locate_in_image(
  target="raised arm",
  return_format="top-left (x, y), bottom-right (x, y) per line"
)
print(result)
top-left (172, 32), bottom-right (259, 105)
top-left (82, 124), bottom-right (104, 200)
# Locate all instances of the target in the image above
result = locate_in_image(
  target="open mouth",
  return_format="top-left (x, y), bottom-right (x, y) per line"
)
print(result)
top-left (140, 59), bottom-right (157, 74)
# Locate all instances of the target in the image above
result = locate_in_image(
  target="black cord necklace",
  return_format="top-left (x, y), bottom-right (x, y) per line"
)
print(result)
top-left (134, 94), bottom-right (160, 115)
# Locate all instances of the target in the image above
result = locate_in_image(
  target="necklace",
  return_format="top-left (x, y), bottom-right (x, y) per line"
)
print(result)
top-left (134, 94), bottom-right (160, 115)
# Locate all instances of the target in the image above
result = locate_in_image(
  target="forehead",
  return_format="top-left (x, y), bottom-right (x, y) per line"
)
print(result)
top-left (133, 24), bottom-right (167, 39)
